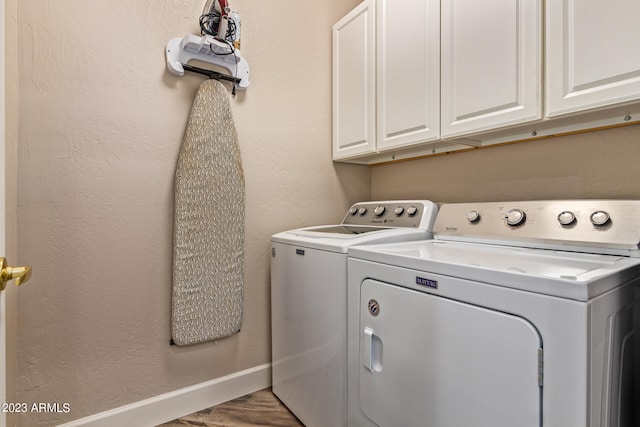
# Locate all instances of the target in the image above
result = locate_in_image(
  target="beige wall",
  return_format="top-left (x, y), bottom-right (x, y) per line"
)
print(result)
top-left (372, 124), bottom-right (640, 203)
top-left (14, 0), bottom-right (367, 425)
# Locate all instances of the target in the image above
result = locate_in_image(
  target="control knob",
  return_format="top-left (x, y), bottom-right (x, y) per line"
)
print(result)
top-left (394, 206), bottom-right (405, 216)
top-left (590, 210), bottom-right (610, 226)
top-left (467, 210), bottom-right (480, 223)
top-left (407, 206), bottom-right (418, 217)
top-left (373, 206), bottom-right (386, 217)
top-left (358, 207), bottom-right (368, 216)
top-left (557, 211), bottom-right (576, 226)
top-left (505, 209), bottom-right (526, 226)
top-left (350, 207), bottom-right (358, 215)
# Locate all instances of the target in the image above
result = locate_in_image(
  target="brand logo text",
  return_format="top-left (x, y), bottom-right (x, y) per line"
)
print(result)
top-left (416, 276), bottom-right (438, 289)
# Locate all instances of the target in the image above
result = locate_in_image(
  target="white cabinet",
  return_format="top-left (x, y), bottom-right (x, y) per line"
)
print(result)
top-left (333, 0), bottom-right (441, 160)
top-left (333, 0), bottom-right (640, 164)
top-left (376, 0), bottom-right (440, 150)
top-left (332, 0), bottom-right (376, 160)
top-left (546, 0), bottom-right (640, 117)
top-left (441, 0), bottom-right (542, 138)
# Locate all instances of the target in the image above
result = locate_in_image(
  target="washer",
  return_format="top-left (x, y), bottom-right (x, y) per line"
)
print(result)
top-left (271, 200), bottom-right (439, 427)
top-left (347, 200), bottom-right (640, 427)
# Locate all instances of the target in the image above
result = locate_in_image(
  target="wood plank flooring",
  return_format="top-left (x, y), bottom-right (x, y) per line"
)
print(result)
top-left (158, 388), bottom-right (304, 427)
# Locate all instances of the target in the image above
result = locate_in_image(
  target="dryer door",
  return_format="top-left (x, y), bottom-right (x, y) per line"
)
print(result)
top-left (359, 279), bottom-right (542, 427)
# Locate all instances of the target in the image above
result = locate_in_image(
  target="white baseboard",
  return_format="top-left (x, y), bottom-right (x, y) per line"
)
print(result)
top-left (58, 363), bottom-right (272, 427)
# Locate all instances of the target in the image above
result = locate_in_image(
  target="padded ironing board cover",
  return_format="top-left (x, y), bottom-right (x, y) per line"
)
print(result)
top-left (172, 79), bottom-right (245, 346)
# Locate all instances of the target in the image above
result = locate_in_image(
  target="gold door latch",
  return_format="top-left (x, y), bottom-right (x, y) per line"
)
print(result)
top-left (0, 257), bottom-right (32, 291)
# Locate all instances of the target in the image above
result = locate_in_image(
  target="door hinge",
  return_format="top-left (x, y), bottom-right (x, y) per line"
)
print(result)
top-left (538, 348), bottom-right (544, 387)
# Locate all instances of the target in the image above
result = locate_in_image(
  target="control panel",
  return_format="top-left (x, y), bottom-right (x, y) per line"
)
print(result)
top-left (342, 201), bottom-right (437, 229)
top-left (433, 200), bottom-right (640, 254)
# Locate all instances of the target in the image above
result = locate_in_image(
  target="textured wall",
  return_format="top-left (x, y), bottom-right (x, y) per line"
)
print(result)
top-left (15, 0), bottom-right (367, 425)
top-left (372, 124), bottom-right (640, 203)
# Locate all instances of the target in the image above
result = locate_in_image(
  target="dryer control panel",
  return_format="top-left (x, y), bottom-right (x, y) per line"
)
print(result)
top-left (434, 200), bottom-right (640, 256)
top-left (342, 200), bottom-right (438, 230)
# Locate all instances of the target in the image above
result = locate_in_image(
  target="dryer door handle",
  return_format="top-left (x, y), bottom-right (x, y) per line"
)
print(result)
top-left (363, 327), bottom-right (383, 373)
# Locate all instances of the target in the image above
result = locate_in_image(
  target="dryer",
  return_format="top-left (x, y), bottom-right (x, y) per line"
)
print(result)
top-left (271, 200), bottom-right (438, 427)
top-left (347, 200), bottom-right (640, 427)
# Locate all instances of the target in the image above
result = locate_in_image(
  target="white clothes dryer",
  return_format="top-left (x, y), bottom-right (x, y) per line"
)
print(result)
top-left (271, 200), bottom-right (438, 427)
top-left (347, 200), bottom-right (640, 427)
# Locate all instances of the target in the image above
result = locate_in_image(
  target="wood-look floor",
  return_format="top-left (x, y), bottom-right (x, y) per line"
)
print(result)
top-left (158, 388), bottom-right (304, 427)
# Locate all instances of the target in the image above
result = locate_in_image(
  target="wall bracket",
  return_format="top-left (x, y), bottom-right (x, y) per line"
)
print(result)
top-left (166, 34), bottom-right (250, 90)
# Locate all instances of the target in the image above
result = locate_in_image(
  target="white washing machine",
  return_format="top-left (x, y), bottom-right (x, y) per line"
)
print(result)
top-left (347, 200), bottom-right (640, 427)
top-left (271, 200), bottom-right (439, 427)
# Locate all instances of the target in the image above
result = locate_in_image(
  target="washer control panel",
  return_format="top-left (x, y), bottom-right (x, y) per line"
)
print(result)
top-left (435, 200), bottom-right (640, 254)
top-left (342, 201), bottom-right (437, 229)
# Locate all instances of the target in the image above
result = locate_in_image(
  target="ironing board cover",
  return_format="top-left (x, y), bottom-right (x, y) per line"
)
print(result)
top-left (172, 79), bottom-right (245, 345)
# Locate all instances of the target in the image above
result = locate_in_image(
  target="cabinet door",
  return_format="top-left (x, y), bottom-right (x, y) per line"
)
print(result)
top-left (376, 0), bottom-right (440, 150)
top-left (546, 0), bottom-right (640, 117)
top-left (332, 0), bottom-right (376, 160)
top-left (441, 0), bottom-right (542, 138)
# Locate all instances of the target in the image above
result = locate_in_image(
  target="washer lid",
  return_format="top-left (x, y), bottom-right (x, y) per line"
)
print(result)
top-left (296, 225), bottom-right (394, 235)
top-left (272, 227), bottom-right (431, 253)
top-left (349, 240), bottom-right (640, 300)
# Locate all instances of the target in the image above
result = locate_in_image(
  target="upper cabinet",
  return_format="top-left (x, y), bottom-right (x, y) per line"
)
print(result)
top-left (333, 0), bottom-right (448, 162)
top-left (333, 0), bottom-right (640, 164)
top-left (376, 0), bottom-right (440, 151)
top-left (441, 0), bottom-right (542, 138)
top-left (546, 0), bottom-right (640, 117)
top-left (332, 0), bottom-right (376, 160)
